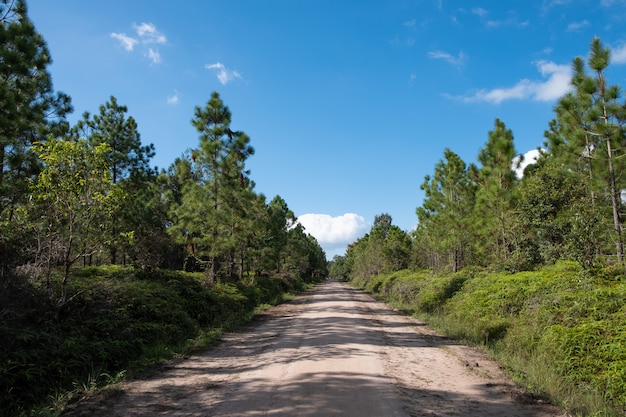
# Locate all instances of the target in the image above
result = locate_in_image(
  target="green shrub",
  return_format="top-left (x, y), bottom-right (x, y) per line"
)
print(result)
top-left (351, 261), bottom-right (626, 415)
top-left (1, 267), bottom-right (303, 416)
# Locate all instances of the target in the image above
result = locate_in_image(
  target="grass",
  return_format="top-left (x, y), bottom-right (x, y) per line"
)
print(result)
top-left (351, 262), bottom-right (626, 417)
top-left (0, 266), bottom-right (310, 417)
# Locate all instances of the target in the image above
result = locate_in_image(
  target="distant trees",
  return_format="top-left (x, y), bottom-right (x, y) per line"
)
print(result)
top-left (344, 213), bottom-right (412, 283)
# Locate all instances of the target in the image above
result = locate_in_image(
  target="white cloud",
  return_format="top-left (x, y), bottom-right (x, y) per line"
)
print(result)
top-left (472, 7), bottom-right (488, 17)
top-left (133, 22), bottom-right (167, 44)
top-left (612, 43), bottom-right (626, 64)
top-left (457, 60), bottom-right (571, 104)
top-left (566, 20), bottom-right (590, 31)
top-left (111, 22), bottom-right (166, 64)
top-left (404, 19), bottom-right (416, 27)
top-left (486, 18), bottom-right (529, 28)
top-left (428, 50), bottom-right (466, 66)
top-left (206, 62), bottom-right (242, 85)
top-left (146, 48), bottom-right (161, 64)
top-left (111, 32), bottom-right (138, 51)
top-left (297, 213), bottom-right (368, 256)
top-left (513, 149), bottom-right (541, 178)
top-left (167, 90), bottom-right (180, 105)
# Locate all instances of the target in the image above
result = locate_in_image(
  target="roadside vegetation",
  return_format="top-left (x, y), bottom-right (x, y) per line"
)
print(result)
top-left (341, 264), bottom-right (625, 416)
top-left (3, 0), bottom-right (626, 416)
top-left (1, 2), bottom-right (326, 415)
top-left (329, 37), bottom-right (626, 417)
top-left (1, 266), bottom-right (318, 416)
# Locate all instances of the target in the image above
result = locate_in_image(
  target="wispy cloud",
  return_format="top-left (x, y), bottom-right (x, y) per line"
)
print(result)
top-left (111, 22), bottom-right (167, 64)
top-left (471, 7), bottom-right (488, 17)
top-left (133, 23), bottom-right (166, 44)
top-left (486, 16), bottom-right (529, 28)
top-left (110, 33), bottom-right (138, 51)
top-left (404, 18), bottom-right (416, 27)
top-left (205, 62), bottom-right (242, 85)
top-left (451, 60), bottom-right (571, 104)
top-left (566, 20), bottom-right (590, 31)
top-left (146, 48), bottom-right (161, 64)
top-left (167, 90), bottom-right (180, 105)
top-left (470, 8), bottom-right (529, 29)
top-left (428, 50), bottom-right (466, 67)
top-left (612, 43), bottom-right (626, 63)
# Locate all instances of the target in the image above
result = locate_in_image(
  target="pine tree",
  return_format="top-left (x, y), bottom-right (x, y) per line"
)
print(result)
top-left (472, 118), bottom-right (519, 267)
top-left (0, 0), bottom-right (72, 221)
top-left (168, 92), bottom-right (255, 282)
top-left (417, 148), bottom-right (475, 271)
top-left (545, 37), bottom-right (626, 264)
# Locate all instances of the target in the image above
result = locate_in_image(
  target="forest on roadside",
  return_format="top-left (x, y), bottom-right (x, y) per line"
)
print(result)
top-left (0, 1), bottom-right (326, 415)
top-left (329, 37), bottom-right (626, 417)
top-left (3, 0), bottom-right (626, 416)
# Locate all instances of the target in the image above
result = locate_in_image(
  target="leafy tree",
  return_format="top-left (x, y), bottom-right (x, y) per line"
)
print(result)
top-left (71, 96), bottom-right (155, 264)
top-left (283, 223), bottom-right (327, 281)
top-left (0, 0), bottom-right (72, 269)
top-left (382, 225), bottom-right (412, 271)
top-left (518, 158), bottom-right (602, 268)
top-left (29, 138), bottom-right (120, 306)
top-left (345, 214), bottom-right (409, 283)
top-left (328, 255), bottom-right (348, 281)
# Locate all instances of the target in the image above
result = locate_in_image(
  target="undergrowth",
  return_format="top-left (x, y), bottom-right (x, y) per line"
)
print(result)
top-left (352, 262), bottom-right (626, 417)
top-left (0, 266), bottom-right (308, 417)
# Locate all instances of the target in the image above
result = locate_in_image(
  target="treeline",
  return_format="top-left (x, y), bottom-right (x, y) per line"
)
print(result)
top-left (0, 0), bottom-right (327, 302)
top-left (334, 37), bottom-right (626, 281)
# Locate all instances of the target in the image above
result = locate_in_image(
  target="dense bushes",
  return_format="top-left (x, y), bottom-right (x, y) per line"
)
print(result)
top-left (352, 262), bottom-right (626, 416)
top-left (0, 266), bottom-right (307, 416)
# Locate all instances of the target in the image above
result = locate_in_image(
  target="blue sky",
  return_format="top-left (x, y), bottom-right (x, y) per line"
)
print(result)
top-left (28, 0), bottom-right (626, 258)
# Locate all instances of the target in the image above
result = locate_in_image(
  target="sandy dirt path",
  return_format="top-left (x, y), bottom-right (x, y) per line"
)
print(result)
top-left (63, 281), bottom-right (566, 417)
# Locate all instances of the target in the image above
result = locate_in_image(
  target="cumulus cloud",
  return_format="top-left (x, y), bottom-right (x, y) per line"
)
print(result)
top-left (297, 213), bottom-right (368, 256)
top-left (111, 22), bottom-right (167, 64)
top-left (513, 149), bottom-right (541, 178)
top-left (455, 60), bottom-right (571, 104)
top-left (206, 62), bottom-right (242, 85)
top-left (428, 50), bottom-right (466, 66)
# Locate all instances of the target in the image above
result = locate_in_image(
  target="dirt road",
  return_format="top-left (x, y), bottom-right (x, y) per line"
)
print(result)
top-left (64, 281), bottom-right (566, 417)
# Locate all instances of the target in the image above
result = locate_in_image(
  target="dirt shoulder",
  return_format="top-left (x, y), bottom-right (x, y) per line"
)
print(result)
top-left (63, 281), bottom-right (567, 417)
